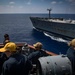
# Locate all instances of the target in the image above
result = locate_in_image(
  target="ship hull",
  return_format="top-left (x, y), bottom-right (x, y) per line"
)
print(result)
top-left (30, 17), bottom-right (75, 39)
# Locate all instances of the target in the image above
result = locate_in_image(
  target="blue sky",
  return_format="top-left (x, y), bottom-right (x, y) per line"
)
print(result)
top-left (0, 0), bottom-right (75, 14)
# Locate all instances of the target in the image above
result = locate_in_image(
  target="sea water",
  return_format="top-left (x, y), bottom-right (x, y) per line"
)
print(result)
top-left (0, 14), bottom-right (75, 54)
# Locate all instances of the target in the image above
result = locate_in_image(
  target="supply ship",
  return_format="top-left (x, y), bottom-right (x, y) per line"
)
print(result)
top-left (30, 9), bottom-right (75, 39)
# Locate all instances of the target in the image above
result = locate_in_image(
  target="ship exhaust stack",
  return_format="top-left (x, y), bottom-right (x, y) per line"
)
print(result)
top-left (47, 8), bottom-right (52, 19)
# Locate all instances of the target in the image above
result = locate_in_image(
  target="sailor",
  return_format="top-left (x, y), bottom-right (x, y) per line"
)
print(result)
top-left (0, 42), bottom-right (32, 75)
top-left (3, 34), bottom-right (10, 46)
top-left (28, 42), bottom-right (48, 64)
top-left (67, 39), bottom-right (75, 75)
top-left (0, 52), bottom-right (8, 75)
top-left (0, 34), bottom-right (10, 75)
top-left (21, 42), bottom-right (30, 56)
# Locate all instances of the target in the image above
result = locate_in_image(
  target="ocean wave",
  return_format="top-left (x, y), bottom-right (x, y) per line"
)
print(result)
top-left (44, 32), bottom-right (69, 43)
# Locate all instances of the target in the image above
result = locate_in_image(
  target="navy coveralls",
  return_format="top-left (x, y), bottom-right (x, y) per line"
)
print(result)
top-left (2, 53), bottom-right (32, 75)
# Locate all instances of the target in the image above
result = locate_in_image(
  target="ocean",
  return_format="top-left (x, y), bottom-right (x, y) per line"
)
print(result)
top-left (0, 14), bottom-right (75, 54)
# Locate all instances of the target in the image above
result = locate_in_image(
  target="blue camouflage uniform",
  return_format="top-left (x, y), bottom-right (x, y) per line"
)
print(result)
top-left (0, 53), bottom-right (8, 75)
top-left (28, 49), bottom-right (48, 64)
top-left (2, 53), bottom-right (32, 75)
top-left (67, 47), bottom-right (75, 75)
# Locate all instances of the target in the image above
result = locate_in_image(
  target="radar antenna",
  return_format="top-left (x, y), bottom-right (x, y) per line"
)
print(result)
top-left (47, 8), bottom-right (52, 19)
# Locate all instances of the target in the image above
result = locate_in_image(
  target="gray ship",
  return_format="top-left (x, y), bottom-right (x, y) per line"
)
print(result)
top-left (30, 9), bottom-right (75, 39)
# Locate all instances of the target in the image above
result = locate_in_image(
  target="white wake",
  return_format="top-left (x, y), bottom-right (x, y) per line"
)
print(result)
top-left (44, 32), bottom-right (69, 43)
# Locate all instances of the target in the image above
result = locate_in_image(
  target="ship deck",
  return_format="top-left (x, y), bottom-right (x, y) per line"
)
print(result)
top-left (0, 43), bottom-right (57, 75)
top-left (32, 17), bottom-right (75, 24)
top-left (0, 43), bottom-right (73, 75)
top-left (49, 19), bottom-right (75, 24)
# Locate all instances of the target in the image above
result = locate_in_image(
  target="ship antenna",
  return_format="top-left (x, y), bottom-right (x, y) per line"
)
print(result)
top-left (47, 8), bottom-right (52, 19)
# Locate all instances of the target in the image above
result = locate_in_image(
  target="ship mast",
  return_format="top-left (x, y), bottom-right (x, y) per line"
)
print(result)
top-left (47, 8), bottom-right (52, 19)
